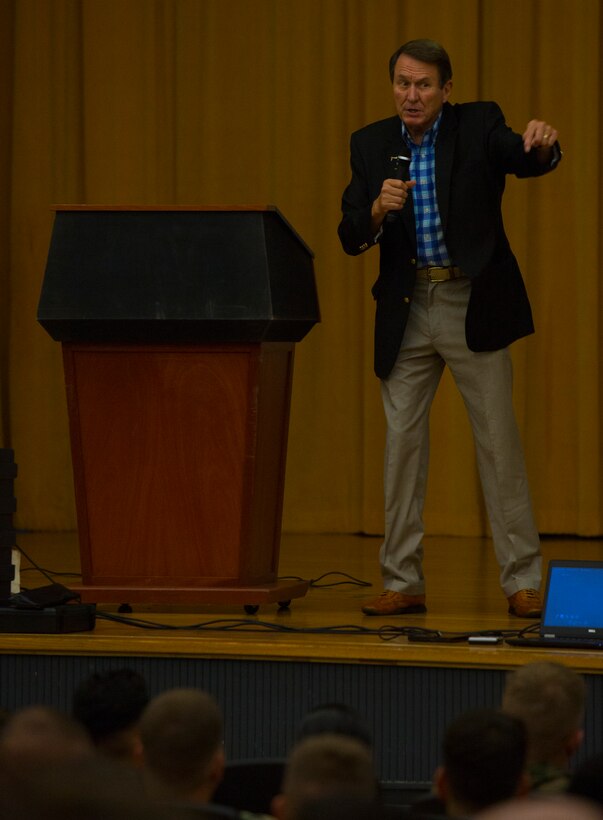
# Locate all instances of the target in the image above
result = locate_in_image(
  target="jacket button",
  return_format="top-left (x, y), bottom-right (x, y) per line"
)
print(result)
top-left (410, 258), bottom-right (416, 265)
top-left (404, 296), bottom-right (410, 303)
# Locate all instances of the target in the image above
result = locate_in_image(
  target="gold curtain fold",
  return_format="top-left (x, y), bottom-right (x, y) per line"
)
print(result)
top-left (1, 0), bottom-right (601, 536)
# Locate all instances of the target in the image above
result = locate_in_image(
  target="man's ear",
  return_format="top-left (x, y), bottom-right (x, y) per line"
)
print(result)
top-left (516, 769), bottom-right (530, 797)
top-left (130, 731), bottom-right (145, 768)
top-left (208, 746), bottom-right (226, 789)
top-left (271, 793), bottom-right (287, 820)
top-left (566, 727), bottom-right (585, 757)
top-left (434, 765), bottom-right (449, 801)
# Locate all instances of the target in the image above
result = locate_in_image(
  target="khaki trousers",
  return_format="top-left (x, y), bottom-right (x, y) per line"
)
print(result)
top-left (379, 276), bottom-right (541, 598)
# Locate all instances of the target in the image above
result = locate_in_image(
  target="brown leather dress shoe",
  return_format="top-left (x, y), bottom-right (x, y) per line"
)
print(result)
top-left (362, 590), bottom-right (427, 616)
top-left (507, 588), bottom-right (542, 618)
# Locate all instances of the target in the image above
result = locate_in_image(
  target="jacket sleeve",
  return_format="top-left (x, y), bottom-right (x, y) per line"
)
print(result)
top-left (485, 102), bottom-right (562, 179)
top-left (337, 132), bottom-right (380, 256)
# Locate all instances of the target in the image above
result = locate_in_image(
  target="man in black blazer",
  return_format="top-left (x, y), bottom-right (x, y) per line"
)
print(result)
top-left (338, 39), bottom-right (561, 618)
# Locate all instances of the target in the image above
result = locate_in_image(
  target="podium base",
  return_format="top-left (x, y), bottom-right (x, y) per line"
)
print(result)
top-left (71, 579), bottom-right (310, 610)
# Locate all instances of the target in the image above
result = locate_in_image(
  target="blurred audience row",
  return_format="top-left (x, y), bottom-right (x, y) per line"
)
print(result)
top-left (0, 660), bottom-right (601, 819)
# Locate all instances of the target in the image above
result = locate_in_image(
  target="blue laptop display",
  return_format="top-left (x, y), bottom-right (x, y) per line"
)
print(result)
top-left (541, 560), bottom-right (603, 637)
top-left (506, 559), bottom-right (603, 648)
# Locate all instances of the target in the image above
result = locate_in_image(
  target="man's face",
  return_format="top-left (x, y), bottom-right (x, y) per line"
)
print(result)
top-left (392, 54), bottom-right (452, 142)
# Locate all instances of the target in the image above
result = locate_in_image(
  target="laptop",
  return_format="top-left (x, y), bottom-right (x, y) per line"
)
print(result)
top-left (505, 559), bottom-right (603, 649)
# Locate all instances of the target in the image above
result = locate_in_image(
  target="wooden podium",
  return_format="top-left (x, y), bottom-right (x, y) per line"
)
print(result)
top-left (37, 206), bottom-right (320, 611)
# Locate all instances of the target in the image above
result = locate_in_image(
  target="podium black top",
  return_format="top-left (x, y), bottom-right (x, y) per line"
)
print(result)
top-left (38, 206), bottom-right (320, 344)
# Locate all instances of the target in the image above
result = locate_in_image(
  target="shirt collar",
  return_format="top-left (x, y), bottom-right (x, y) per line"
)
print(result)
top-left (402, 110), bottom-right (443, 149)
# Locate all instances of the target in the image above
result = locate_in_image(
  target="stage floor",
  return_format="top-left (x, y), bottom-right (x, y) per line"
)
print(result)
top-left (7, 530), bottom-right (603, 674)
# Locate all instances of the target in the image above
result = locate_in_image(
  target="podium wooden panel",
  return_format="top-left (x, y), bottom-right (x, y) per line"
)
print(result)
top-left (38, 206), bottom-right (319, 608)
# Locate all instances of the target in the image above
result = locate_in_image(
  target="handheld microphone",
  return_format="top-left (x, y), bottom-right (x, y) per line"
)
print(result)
top-left (385, 153), bottom-right (412, 223)
top-left (390, 153), bottom-right (411, 181)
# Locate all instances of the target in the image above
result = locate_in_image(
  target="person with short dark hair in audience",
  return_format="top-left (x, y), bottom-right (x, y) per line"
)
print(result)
top-left (271, 733), bottom-right (381, 820)
top-left (72, 666), bottom-right (149, 765)
top-left (215, 703), bottom-right (375, 817)
top-left (413, 709), bottom-right (527, 817)
top-left (501, 661), bottom-right (585, 793)
top-left (296, 702), bottom-right (373, 749)
top-left (139, 687), bottom-right (232, 813)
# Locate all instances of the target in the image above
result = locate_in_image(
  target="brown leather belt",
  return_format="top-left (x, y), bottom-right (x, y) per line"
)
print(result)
top-left (416, 265), bottom-right (464, 283)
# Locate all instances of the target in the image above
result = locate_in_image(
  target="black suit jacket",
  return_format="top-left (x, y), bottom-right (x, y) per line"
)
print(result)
top-left (338, 101), bottom-right (559, 379)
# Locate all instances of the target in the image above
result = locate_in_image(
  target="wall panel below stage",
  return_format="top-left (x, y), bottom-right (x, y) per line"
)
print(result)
top-left (1, 653), bottom-right (603, 787)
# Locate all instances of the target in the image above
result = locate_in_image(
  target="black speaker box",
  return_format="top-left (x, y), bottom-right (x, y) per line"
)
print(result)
top-left (0, 497), bottom-right (16, 515)
top-left (0, 530), bottom-right (16, 548)
top-left (0, 603), bottom-right (96, 633)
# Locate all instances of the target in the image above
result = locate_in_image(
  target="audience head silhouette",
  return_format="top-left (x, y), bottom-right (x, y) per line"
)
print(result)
top-left (501, 661), bottom-right (585, 791)
top-left (272, 733), bottom-right (379, 820)
top-left (139, 687), bottom-right (225, 804)
top-left (72, 667), bottom-right (149, 763)
top-left (296, 703), bottom-right (372, 749)
top-left (434, 708), bottom-right (527, 816)
top-left (0, 705), bottom-right (93, 768)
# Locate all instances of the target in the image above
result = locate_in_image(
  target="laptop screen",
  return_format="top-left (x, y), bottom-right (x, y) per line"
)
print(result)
top-left (542, 560), bottom-right (603, 636)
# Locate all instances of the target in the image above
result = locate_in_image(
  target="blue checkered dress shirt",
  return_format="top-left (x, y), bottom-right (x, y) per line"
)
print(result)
top-left (403, 113), bottom-right (451, 267)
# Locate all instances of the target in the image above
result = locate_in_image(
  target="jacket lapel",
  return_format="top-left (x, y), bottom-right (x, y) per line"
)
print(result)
top-left (435, 103), bottom-right (457, 235)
